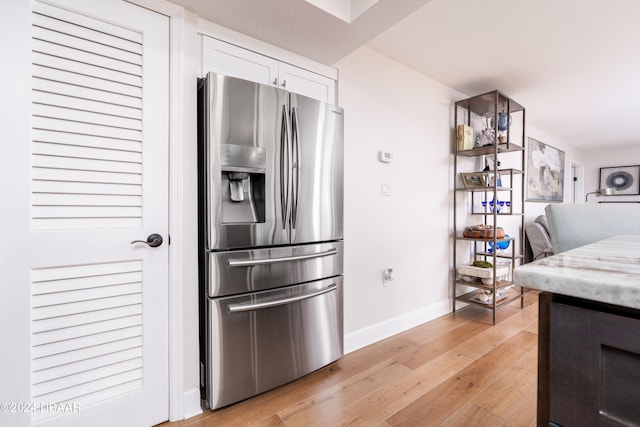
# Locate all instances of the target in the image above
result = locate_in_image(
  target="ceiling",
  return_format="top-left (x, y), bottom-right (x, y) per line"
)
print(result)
top-left (172, 0), bottom-right (640, 151)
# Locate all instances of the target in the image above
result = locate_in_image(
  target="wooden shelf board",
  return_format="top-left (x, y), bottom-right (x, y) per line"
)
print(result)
top-left (475, 251), bottom-right (524, 260)
top-left (456, 143), bottom-right (524, 157)
top-left (455, 287), bottom-right (523, 308)
top-left (455, 186), bottom-right (514, 192)
top-left (456, 236), bottom-right (515, 242)
top-left (469, 212), bottom-right (525, 216)
top-left (455, 90), bottom-right (525, 114)
top-left (455, 278), bottom-right (515, 291)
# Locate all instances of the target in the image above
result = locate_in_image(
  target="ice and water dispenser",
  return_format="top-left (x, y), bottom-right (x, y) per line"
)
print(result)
top-left (220, 143), bottom-right (266, 224)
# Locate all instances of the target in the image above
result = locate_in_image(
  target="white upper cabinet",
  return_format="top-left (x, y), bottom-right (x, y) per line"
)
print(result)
top-left (202, 37), bottom-right (278, 86)
top-left (277, 62), bottom-right (335, 105)
top-left (202, 36), bottom-right (336, 105)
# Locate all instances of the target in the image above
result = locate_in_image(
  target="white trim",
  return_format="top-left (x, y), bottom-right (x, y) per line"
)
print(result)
top-left (570, 160), bottom-right (585, 204)
top-left (167, 6), bottom-right (188, 422)
top-left (126, 0), bottom-right (189, 422)
top-left (183, 387), bottom-right (204, 420)
top-left (343, 298), bottom-right (451, 354)
top-left (197, 17), bottom-right (338, 81)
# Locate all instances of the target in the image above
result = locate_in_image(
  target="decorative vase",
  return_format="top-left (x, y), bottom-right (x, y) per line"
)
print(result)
top-left (488, 112), bottom-right (512, 132)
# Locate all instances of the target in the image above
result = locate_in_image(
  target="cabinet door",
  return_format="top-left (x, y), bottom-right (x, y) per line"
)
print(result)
top-left (549, 300), bottom-right (640, 426)
top-left (279, 62), bottom-right (336, 104)
top-left (202, 36), bottom-right (278, 86)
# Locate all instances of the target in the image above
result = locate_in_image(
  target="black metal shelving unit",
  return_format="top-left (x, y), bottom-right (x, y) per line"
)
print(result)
top-left (453, 90), bottom-right (526, 324)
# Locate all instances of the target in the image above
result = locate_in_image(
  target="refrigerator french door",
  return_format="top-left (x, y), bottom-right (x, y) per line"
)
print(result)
top-left (198, 72), bottom-right (344, 410)
top-left (200, 72), bottom-right (343, 250)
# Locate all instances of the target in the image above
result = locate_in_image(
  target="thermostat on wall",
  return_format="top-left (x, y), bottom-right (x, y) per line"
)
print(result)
top-left (379, 151), bottom-right (394, 163)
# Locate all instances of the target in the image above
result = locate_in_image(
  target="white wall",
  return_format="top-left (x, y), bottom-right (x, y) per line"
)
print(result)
top-left (334, 47), bottom-right (464, 350)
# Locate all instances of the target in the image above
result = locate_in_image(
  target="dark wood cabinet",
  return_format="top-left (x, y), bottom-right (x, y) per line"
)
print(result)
top-left (538, 293), bottom-right (640, 426)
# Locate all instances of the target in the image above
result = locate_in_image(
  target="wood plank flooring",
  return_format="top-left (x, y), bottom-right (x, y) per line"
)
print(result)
top-left (162, 291), bottom-right (540, 427)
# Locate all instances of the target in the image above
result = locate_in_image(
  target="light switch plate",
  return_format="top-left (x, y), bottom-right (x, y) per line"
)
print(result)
top-left (382, 181), bottom-right (391, 196)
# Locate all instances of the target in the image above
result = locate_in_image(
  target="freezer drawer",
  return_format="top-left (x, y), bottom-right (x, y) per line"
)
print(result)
top-left (207, 241), bottom-right (343, 297)
top-left (204, 276), bottom-right (343, 410)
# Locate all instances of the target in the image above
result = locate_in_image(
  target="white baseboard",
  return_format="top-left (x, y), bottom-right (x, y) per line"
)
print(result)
top-left (183, 387), bottom-right (203, 420)
top-left (344, 298), bottom-right (451, 354)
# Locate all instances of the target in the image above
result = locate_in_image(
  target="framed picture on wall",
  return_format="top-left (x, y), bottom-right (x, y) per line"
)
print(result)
top-left (526, 138), bottom-right (565, 202)
top-left (599, 165), bottom-right (640, 196)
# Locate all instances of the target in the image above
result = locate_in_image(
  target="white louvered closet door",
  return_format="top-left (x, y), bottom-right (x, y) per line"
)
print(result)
top-left (28, 1), bottom-right (169, 426)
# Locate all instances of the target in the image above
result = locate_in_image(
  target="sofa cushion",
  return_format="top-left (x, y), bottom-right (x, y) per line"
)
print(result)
top-left (525, 221), bottom-right (553, 262)
top-left (545, 203), bottom-right (640, 253)
top-left (535, 214), bottom-right (550, 235)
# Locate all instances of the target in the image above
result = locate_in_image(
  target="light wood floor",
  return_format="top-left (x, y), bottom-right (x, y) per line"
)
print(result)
top-left (163, 291), bottom-right (540, 427)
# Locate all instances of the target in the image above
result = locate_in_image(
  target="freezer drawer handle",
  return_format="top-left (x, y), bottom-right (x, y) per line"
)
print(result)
top-left (227, 248), bottom-right (337, 267)
top-left (228, 284), bottom-right (337, 313)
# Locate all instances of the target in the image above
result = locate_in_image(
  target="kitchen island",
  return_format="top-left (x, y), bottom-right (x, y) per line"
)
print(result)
top-left (513, 235), bottom-right (640, 427)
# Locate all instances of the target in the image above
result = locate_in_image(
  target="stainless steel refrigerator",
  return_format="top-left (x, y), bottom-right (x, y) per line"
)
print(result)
top-left (197, 72), bottom-right (344, 410)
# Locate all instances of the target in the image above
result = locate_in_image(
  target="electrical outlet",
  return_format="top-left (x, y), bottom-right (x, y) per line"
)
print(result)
top-left (383, 268), bottom-right (394, 286)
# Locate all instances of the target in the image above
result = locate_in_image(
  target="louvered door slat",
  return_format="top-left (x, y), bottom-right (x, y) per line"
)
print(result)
top-left (32, 168), bottom-right (141, 186)
top-left (32, 39), bottom-right (142, 86)
top-left (33, 347), bottom-right (142, 383)
top-left (32, 326), bottom-right (142, 360)
top-left (32, 51), bottom-right (142, 87)
top-left (32, 25), bottom-right (141, 65)
top-left (33, 193), bottom-right (142, 207)
top-left (32, 336), bottom-right (142, 372)
top-left (32, 260), bottom-right (142, 283)
top-left (32, 281), bottom-right (142, 308)
top-left (33, 294), bottom-right (143, 321)
top-left (32, 306), bottom-right (142, 335)
top-left (32, 369), bottom-right (143, 403)
top-left (32, 322), bottom-right (142, 356)
top-left (33, 154), bottom-right (142, 174)
top-left (32, 11), bottom-right (141, 54)
top-left (32, 39), bottom-right (142, 77)
top-left (33, 129), bottom-right (142, 152)
top-left (33, 65), bottom-right (141, 98)
top-left (33, 103), bottom-right (141, 131)
top-left (33, 88), bottom-right (143, 119)
top-left (33, 315), bottom-right (142, 347)
top-left (32, 270), bottom-right (142, 293)
top-left (33, 116), bottom-right (141, 142)
top-left (33, 141), bottom-right (142, 163)
top-left (34, 358), bottom-right (143, 398)
top-left (32, 78), bottom-right (142, 109)
top-left (32, 181), bottom-right (142, 197)
top-left (33, 2), bottom-right (142, 43)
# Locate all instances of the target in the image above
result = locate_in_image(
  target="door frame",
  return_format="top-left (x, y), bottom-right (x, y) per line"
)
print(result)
top-left (126, 0), bottom-right (192, 421)
top-left (570, 160), bottom-right (585, 204)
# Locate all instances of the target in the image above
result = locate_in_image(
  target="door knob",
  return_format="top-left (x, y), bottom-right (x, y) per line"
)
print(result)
top-left (131, 233), bottom-right (163, 247)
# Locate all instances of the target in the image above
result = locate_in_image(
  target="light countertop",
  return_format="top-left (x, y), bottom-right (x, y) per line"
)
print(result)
top-left (513, 235), bottom-right (640, 310)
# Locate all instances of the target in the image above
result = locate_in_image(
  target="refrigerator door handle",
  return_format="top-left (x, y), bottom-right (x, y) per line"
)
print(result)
top-left (227, 248), bottom-right (337, 267)
top-left (291, 106), bottom-right (300, 229)
top-left (228, 284), bottom-right (337, 313)
top-left (280, 105), bottom-right (290, 229)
